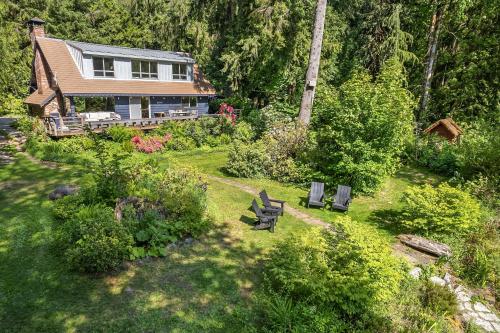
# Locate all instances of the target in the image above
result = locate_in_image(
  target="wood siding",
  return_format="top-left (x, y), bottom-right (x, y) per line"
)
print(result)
top-left (66, 44), bottom-right (83, 74)
top-left (82, 56), bottom-right (192, 82)
top-left (114, 95), bottom-right (209, 120)
top-left (150, 96), bottom-right (208, 115)
top-left (114, 96), bottom-right (130, 120)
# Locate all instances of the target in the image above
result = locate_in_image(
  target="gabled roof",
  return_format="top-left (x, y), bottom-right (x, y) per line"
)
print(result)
top-left (25, 88), bottom-right (56, 106)
top-left (66, 40), bottom-right (194, 63)
top-left (424, 118), bottom-right (463, 137)
top-left (30, 37), bottom-right (215, 97)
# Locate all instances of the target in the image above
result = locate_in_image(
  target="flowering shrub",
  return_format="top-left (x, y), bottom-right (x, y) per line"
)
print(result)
top-left (131, 134), bottom-right (172, 153)
top-left (218, 103), bottom-right (236, 125)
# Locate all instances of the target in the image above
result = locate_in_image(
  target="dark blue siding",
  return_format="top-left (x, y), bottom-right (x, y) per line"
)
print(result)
top-left (114, 96), bottom-right (130, 120)
top-left (150, 96), bottom-right (209, 115)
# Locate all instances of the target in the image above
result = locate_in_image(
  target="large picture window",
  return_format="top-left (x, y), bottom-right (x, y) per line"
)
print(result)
top-left (172, 63), bottom-right (188, 80)
top-left (93, 57), bottom-right (114, 77)
top-left (132, 60), bottom-right (158, 79)
top-left (181, 96), bottom-right (197, 108)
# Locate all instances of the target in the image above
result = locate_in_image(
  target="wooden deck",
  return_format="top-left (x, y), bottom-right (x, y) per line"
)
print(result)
top-left (43, 114), bottom-right (219, 137)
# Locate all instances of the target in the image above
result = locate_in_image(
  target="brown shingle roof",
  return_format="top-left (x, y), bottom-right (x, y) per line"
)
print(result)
top-left (35, 38), bottom-right (216, 96)
top-left (25, 88), bottom-right (56, 106)
top-left (424, 118), bottom-right (463, 137)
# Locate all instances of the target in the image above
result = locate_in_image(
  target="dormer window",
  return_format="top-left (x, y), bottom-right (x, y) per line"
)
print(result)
top-left (93, 57), bottom-right (114, 77)
top-left (172, 63), bottom-right (188, 80)
top-left (132, 60), bottom-right (158, 79)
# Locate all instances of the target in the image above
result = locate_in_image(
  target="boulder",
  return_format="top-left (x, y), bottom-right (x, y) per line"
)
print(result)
top-left (48, 185), bottom-right (79, 200)
top-left (409, 267), bottom-right (422, 279)
top-left (430, 276), bottom-right (446, 286)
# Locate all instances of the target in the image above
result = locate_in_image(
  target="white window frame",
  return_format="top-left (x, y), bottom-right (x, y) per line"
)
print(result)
top-left (181, 96), bottom-right (197, 108)
top-left (92, 57), bottom-right (114, 77)
top-left (172, 63), bottom-right (188, 80)
top-left (132, 60), bottom-right (158, 79)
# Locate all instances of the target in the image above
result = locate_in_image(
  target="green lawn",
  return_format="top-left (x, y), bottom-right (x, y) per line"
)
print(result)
top-left (0, 148), bottom-right (442, 332)
top-left (166, 148), bottom-right (443, 241)
top-left (0, 154), bottom-right (312, 332)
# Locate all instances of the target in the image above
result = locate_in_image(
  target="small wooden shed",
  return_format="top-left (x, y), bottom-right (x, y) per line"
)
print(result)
top-left (424, 118), bottom-right (463, 142)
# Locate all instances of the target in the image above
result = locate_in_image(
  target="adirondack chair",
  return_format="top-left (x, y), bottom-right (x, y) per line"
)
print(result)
top-left (252, 199), bottom-right (279, 232)
top-left (259, 190), bottom-right (285, 216)
top-left (331, 185), bottom-right (352, 211)
top-left (307, 182), bottom-right (325, 208)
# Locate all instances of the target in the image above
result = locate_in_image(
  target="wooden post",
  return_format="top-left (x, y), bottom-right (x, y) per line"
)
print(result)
top-left (69, 96), bottom-right (76, 116)
top-left (298, 0), bottom-right (328, 125)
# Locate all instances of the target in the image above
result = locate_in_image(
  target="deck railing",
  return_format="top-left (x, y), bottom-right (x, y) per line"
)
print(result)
top-left (42, 111), bottom-right (221, 137)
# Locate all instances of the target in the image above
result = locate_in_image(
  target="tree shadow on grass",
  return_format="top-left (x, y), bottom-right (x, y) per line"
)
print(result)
top-left (396, 165), bottom-right (443, 186)
top-left (367, 209), bottom-right (405, 236)
top-left (0, 157), bottom-right (267, 332)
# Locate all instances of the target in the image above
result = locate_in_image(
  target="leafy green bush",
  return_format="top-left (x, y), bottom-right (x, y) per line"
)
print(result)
top-left (225, 141), bottom-right (269, 178)
top-left (263, 218), bottom-right (404, 328)
top-left (245, 102), bottom-right (296, 137)
top-left (26, 134), bottom-right (95, 164)
top-left (57, 205), bottom-right (133, 272)
top-left (52, 193), bottom-right (85, 223)
top-left (225, 121), bottom-right (313, 183)
top-left (262, 121), bottom-right (313, 183)
top-left (412, 135), bottom-right (459, 176)
top-left (388, 278), bottom-right (459, 332)
top-left (123, 167), bottom-right (210, 258)
top-left (0, 94), bottom-right (25, 115)
top-left (253, 292), bottom-right (349, 333)
top-left (448, 219), bottom-right (499, 287)
top-left (411, 122), bottom-right (499, 208)
top-left (419, 281), bottom-right (458, 315)
top-left (232, 121), bottom-right (254, 143)
top-left (105, 126), bottom-right (141, 143)
top-left (400, 183), bottom-right (482, 235)
top-left (313, 59), bottom-right (415, 194)
top-left (166, 136), bottom-right (197, 150)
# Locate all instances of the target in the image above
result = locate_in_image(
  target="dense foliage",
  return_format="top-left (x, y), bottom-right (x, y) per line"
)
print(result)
top-left (50, 133), bottom-right (211, 272)
top-left (258, 218), bottom-right (405, 331)
top-left (313, 59), bottom-right (414, 193)
top-left (399, 183), bottom-right (482, 235)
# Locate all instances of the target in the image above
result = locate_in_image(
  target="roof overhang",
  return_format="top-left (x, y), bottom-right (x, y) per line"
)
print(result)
top-left (24, 89), bottom-right (56, 106)
top-left (80, 51), bottom-right (195, 63)
top-left (64, 92), bottom-right (216, 97)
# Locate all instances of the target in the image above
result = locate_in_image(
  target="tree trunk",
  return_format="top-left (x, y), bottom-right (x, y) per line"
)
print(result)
top-left (298, 0), bottom-right (328, 125)
top-left (418, 3), bottom-right (446, 126)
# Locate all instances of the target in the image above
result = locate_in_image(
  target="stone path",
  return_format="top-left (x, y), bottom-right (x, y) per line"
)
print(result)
top-left (0, 117), bottom-right (23, 165)
top-left (454, 285), bottom-right (500, 332)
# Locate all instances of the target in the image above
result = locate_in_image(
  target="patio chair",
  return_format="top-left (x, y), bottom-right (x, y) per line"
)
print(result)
top-left (307, 182), bottom-right (325, 208)
top-left (331, 185), bottom-right (352, 212)
top-left (259, 190), bottom-right (285, 216)
top-left (252, 199), bottom-right (279, 233)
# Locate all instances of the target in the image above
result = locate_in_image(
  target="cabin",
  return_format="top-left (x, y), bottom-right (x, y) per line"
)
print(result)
top-left (24, 18), bottom-right (216, 136)
top-left (423, 118), bottom-right (463, 142)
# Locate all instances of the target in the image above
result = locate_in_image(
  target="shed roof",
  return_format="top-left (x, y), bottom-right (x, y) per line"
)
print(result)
top-left (424, 118), bottom-right (463, 137)
top-left (30, 38), bottom-right (215, 97)
top-left (66, 40), bottom-right (194, 63)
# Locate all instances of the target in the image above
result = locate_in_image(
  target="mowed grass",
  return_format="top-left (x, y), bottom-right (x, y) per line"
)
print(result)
top-left (166, 148), bottom-right (443, 241)
top-left (0, 154), bottom-right (312, 332)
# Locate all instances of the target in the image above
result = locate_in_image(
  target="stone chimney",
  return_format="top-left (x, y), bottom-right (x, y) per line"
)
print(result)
top-left (27, 17), bottom-right (50, 94)
top-left (27, 17), bottom-right (45, 47)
